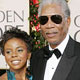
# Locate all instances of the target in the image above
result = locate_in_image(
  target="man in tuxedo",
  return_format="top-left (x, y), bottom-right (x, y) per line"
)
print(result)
top-left (30, 0), bottom-right (80, 80)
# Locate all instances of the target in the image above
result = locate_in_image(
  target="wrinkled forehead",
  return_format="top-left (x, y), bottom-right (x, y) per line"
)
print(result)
top-left (41, 4), bottom-right (64, 16)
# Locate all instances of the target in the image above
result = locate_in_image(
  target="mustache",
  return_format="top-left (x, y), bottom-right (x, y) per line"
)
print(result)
top-left (45, 31), bottom-right (58, 34)
top-left (40, 29), bottom-right (58, 35)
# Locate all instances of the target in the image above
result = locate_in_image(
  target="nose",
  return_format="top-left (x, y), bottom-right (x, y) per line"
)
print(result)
top-left (46, 18), bottom-right (55, 28)
top-left (11, 52), bottom-right (17, 58)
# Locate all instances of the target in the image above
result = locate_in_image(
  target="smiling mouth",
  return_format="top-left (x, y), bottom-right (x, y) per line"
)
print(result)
top-left (46, 32), bottom-right (58, 37)
top-left (11, 60), bottom-right (21, 65)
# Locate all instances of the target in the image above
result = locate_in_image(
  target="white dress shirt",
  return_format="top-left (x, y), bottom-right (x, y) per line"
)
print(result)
top-left (44, 34), bottom-right (69, 80)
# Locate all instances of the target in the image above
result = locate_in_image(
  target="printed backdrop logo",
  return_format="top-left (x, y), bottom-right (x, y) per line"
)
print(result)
top-left (66, 0), bottom-right (71, 3)
top-left (69, 0), bottom-right (80, 42)
top-left (0, 0), bottom-right (30, 40)
top-left (0, 0), bottom-right (29, 69)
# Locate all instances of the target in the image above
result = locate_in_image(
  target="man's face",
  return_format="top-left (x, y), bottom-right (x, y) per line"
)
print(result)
top-left (40, 4), bottom-right (70, 48)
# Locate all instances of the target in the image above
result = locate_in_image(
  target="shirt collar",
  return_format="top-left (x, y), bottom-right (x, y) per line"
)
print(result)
top-left (49, 34), bottom-right (69, 55)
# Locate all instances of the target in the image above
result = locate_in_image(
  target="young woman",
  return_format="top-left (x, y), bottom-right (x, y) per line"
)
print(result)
top-left (0, 28), bottom-right (32, 80)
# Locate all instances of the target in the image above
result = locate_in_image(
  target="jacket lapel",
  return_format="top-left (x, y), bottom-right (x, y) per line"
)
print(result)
top-left (52, 37), bottom-right (77, 80)
top-left (36, 46), bottom-right (50, 80)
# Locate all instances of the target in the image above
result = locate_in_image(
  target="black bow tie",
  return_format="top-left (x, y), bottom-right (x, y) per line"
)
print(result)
top-left (43, 46), bottom-right (61, 60)
top-left (51, 49), bottom-right (61, 59)
top-left (45, 49), bottom-right (61, 59)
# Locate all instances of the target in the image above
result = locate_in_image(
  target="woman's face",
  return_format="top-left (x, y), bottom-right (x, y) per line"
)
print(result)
top-left (4, 38), bottom-right (28, 71)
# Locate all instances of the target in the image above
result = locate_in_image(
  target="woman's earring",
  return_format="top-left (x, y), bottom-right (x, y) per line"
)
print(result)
top-left (6, 63), bottom-right (9, 72)
top-left (6, 63), bottom-right (8, 72)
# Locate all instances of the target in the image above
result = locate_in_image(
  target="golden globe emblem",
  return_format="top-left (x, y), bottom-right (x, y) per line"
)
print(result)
top-left (66, 0), bottom-right (70, 3)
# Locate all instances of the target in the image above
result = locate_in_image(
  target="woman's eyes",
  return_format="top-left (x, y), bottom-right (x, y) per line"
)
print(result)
top-left (17, 48), bottom-right (23, 53)
top-left (5, 48), bottom-right (24, 54)
top-left (5, 50), bottom-right (12, 54)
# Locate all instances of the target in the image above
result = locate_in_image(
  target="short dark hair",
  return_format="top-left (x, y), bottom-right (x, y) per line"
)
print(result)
top-left (0, 27), bottom-right (32, 55)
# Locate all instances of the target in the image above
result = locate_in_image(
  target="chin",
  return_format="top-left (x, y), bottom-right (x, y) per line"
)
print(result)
top-left (47, 39), bottom-right (57, 44)
top-left (11, 66), bottom-right (22, 70)
top-left (49, 40), bottom-right (59, 45)
top-left (10, 65), bottom-right (26, 70)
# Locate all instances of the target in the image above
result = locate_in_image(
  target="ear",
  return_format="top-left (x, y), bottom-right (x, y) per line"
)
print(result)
top-left (27, 52), bottom-right (31, 60)
top-left (67, 17), bottom-right (71, 27)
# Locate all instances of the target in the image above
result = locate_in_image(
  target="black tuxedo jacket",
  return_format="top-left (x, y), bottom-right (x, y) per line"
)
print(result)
top-left (30, 37), bottom-right (80, 80)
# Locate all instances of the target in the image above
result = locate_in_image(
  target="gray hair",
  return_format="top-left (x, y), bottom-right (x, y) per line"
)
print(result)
top-left (38, 0), bottom-right (70, 18)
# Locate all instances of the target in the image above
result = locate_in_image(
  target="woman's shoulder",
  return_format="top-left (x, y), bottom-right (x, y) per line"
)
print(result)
top-left (27, 75), bottom-right (33, 80)
top-left (0, 72), bottom-right (7, 80)
top-left (26, 72), bottom-right (33, 80)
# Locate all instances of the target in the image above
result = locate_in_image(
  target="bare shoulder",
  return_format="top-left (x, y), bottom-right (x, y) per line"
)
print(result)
top-left (0, 72), bottom-right (7, 80)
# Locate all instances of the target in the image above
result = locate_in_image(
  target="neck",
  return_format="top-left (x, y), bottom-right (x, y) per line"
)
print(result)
top-left (10, 66), bottom-right (28, 80)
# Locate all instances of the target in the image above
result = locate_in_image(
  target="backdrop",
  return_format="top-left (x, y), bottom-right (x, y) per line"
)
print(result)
top-left (68, 0), bottom-right (80, 42)
top-left (0, 0), bottom-right (29, 69)
top-left (0, 0), bottom-right (80, 69)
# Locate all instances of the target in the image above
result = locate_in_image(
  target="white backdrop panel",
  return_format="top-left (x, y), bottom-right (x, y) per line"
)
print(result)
top-left (0, 0), bottom-right (29, 69)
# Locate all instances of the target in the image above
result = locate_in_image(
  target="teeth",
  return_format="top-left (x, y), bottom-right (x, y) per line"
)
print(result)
top-left (12, 60), bottom-right (20, 64)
